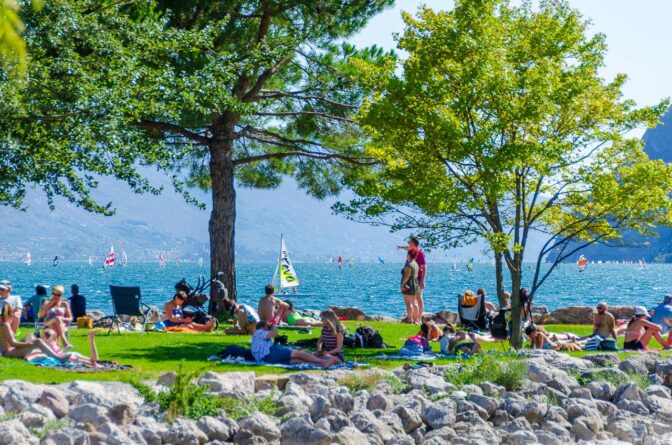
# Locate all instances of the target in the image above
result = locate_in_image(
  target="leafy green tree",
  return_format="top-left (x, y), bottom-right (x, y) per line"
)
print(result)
top-left (0, 0), bottom-right (42, 74)
top-left (336, 0), bottom-right (672, 347)
top-left (1, 0), bottom-right (392, 311)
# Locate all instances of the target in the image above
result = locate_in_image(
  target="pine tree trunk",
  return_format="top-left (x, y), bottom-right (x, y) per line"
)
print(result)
top-left (208, 138), bottom-right (237, 315)
top-left (509, 262), bottom-right (523, 348)
top-left (495, 251), bottom-right (505, 308)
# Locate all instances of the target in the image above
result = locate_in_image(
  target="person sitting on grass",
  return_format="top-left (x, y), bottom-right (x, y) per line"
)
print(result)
top-left (282, 300), bottom-right (322, 327)
top-left (421, 316), bottom-right (442, 341)
top-left (224, 302), bottom-right (260, 335)
top-left (251, 321), bottom-right (339, 368)
top-left (0, 303), bottom-right (71, 362)
top-left (399, 322), bottom-right (433, 356)
top-left (525, 325), bottom-right (583, 351)
top-left (258, 285), bottom-right (289, 324)
top-left (316, 309), bottom-right (345, 362)
top-left (24, 285), bottom-right (49, 323)
top-left (163, 291), bottom-right (216, 332)
top-left (440, 324), bottom-right (482, 355)
top-left (37, 285), bottom-right (73, 349)
top-left (623, 306), bottom-right (669, 351)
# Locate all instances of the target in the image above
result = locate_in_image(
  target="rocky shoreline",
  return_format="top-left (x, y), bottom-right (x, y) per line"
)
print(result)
top-left (2, 350), bottom-right (672, 444)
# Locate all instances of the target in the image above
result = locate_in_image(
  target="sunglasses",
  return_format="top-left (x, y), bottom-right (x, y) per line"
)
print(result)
top-left (52, 292), bottom-right (63, 297)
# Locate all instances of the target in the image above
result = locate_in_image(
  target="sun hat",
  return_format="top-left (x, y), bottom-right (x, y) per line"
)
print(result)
top-left (0, 284), bottom-right (8, 292)
top-left (664, 295), bottom-right (672, 304)
top-left (634, 306), bottom-right (648, 316)
top-left (0, 280), bottom-right (10, 286)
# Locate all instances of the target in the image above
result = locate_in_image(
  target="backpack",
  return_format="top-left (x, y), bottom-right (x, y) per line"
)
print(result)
top-left (217, 345), bottom-right (254, 361)
top-left (343, 334), bottom-right (358, 348)
top-left (354, 326), bottom-right (387, 348)
top-left (490, 309), bottom-right (509, 339)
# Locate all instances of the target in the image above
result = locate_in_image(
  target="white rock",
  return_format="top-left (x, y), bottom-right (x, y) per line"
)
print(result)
top-left (507, 430), bottom-right (538, 445)
top-left (196, 416), bottom-right (237, 442)
top-left (468, 394), bottom-right (499, 417)
top-left (234, 412), bottom-right (281, 445)
top-left (350, 410), bottom-right (396, 443)
top-left (421, 400), bottom-right (456, 430)
top-left (280, 417), bottom-right (333, 445)
top-left (0, 419), bottom-right (39, 445)
top-left (161, 417), bottom-right (208, 445)
top-left (68, 403), bottom-right (109, 426)
top-left (39, 388), bottom-right (69, 419)
top-left (2, 381), bottom-right (44, 412)
top-left (198, 371), bottom-right (255, 397)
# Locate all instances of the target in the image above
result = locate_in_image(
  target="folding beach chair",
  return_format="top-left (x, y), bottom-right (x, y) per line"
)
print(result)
top-left (107, 286), bottom-right (151, 335)
top-left (457, 292), bottom-right (488, 331)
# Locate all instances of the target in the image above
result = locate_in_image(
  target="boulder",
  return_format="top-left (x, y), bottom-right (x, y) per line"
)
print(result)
top-left (531, 306), bottom-right (551, 325)
top-left (161, 418), bottom-right (208, 445)
top-left (196, 416), bottom-right (237, 442)
top-left (99, 422), bottom-right (133, 445)
top-left (1, 381), bottom-right (44, 412)
top-left (435, 310), bottom-right (459, 325)
top-left (17, 404), bottom-right (54, 429)
top-left (586, 380), bottom-right (616, 401)
top-left (108, 402), bottom-right (137, 426)
top-left (367, 393), bottom-right (391, 412)
top-left (613, 382), bottom-right (649, 406)
top-left (507, 430), bottom-right (538, 445)
top-left (0, 419), bottom-right (39, 445)
top-left (405, 369), bottom-right (454, 394)
top-left (619, 353), bottom-right (659, 375)
top-left (157, 372), bottom-right (176, 386)
top-left (421, 400), bottom-right (456, 430)
top-left (69, 403), bottom-right (109, 427)
top-left (280, 417), bottom-right (333, 445)
top-left (581, 353), bottom-right (621, 368)
top-left (333, 426), bottom-right (372, 445)
top-left (234, 412), bottom-right (281, 445)
top-left (606, 420), bottom-right (638, 443)
top-left (422, 426), bottom-right (459, 443)
top-left (350, 411), bottom-right (396, 443)
top-left (198, 371), bottom-right (255, 397)
top-left (39, 388), bottom-right (69, 419)
top-left (255, 374), bottom-right (290, 392)
top-left (393, 405), bottom-right (423, 433)
top-left (328, 306), bottom-right (367, 321)
top-left (654, 359), bottom-right (672, 386)
top-left (467, 394), bottom-right (499, 417)
top-left (570, 416), bottom-right (601, 441)
top-left (549, 306), bottom-right (595, 324)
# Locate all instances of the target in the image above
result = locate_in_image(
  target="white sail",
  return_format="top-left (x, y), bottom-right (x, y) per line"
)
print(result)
top-left (274, 235), bottom-right (300, 290)
top-left (88, 256), bottom-right (93, 267)
top-left (24, 252), bottom-right (31, 266)
top-left (159, 253), bottom-right (166, 269)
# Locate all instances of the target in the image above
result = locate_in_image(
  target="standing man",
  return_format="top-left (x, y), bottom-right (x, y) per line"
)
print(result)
top-left (0, 281), bottom-right (22, 332)
top-left (592, 301), bottom-right (617, 340)
top-left (651, 295), bottom-right (672, 345)
top-left (397, 236), bottom-right (427, 321)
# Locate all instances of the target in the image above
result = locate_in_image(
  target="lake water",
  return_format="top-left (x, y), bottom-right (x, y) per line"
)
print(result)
top-left (0, 262), bottom-right (670, 317)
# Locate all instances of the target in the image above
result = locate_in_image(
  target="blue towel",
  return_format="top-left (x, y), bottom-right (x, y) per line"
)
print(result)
top-left (28, 357), bottom-right (83, 368)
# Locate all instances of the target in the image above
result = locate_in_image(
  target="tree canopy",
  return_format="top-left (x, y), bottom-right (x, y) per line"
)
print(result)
top-left (1, 0), bottom-right (393, 305)
top-left (337, 0), bottom-right (672, 346)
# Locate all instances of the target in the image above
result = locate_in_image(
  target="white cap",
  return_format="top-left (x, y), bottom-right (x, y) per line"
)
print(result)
top-left (634, 306), bottom-right (648, 316)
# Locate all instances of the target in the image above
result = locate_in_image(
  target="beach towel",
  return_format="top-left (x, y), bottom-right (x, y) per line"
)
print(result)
top-left (28, 357), bottom-right (132, 372)
top-left (208, 356), bottom-right (368, 370)
top-left (374, 352), bottom-right (475, 361)
top-left (162, 326), bottom-right (201, 333)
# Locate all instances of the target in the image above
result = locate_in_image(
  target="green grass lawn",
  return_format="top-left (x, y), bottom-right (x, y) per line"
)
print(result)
top-left (0, 322), bottom-right (668, 384)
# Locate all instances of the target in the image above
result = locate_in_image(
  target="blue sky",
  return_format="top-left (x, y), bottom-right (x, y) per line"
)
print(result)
top-left (352, 1), bottom-right (672, 110)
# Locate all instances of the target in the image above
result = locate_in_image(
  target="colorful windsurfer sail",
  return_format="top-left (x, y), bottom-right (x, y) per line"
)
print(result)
top-left (272, 235), bottom-right (300, 294)
top-left (466, 258), bottom-right (474, 272)
top-left (24, 252), bottom-right (31, 266)
top-left (577, 255), bottom-right (588, 272)
top-left (104, 246), bottom-right (115, 268)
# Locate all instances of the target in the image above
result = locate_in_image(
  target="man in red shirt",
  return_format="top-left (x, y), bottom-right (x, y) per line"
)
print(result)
top-left (398, 236), bottom-right (427, 322)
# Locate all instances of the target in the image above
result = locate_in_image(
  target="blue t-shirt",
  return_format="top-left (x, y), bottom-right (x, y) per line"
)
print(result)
top-left (651, 303), bottom-right (672, 333)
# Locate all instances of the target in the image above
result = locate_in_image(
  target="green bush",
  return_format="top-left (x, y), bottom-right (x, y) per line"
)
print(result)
top-left (338, 371), bottom-right (388, 393)
top-left (220, 393), bottom-right (283, 421)
top-left (29, 419), bottom-right (67, 440)
top-left (575, 369), bottom-right (650, 389)
top-left (129, 366), bottom-right (225, 422)
top-left (444, 355), bottom-right (527, 390)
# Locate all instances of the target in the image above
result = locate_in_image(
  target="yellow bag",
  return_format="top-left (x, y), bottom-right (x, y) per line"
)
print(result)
top-left (77, 316), bottom-right (93, 329)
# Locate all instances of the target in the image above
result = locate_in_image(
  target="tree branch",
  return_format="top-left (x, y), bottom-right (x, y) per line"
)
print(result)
top-left (134, 120), bottom-right (210, 145)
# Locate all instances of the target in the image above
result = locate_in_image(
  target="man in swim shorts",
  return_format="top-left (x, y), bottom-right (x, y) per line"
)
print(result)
top-left (592, 302), bottom-right (617, 340)
top-left (258, 284), bottom-right (289, 324)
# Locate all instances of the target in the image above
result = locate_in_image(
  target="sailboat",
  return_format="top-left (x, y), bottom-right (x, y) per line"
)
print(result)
top-left (88, 256), bottom-right (93, 267)
top-left (24, 252), bottom-right (31, 266)
top-left (104, 246), bottom-right (115, 268)
top-left (466, 258), bottom-right (474, 272)
top-left (377, 257), bottom-right (385, 265)
top-left (272, 235), bottom-right (308, 296)
top-left (198, 257), bottom-right (204, 267)
top-left (52, 255), bottom-right (59, 267)
top-left (117, 250), bottom-right (128, 267)
top-left (577, 254), bottom-right (588, 272)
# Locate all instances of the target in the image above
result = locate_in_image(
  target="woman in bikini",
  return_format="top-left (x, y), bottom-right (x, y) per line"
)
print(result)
top-left (0, 303), bottom-right (71, 362)
top-left (163, 291), bottom-right (216, 332)
top-left (623, 306), bottom-right (667, 351)
top-left (37, 285), bottom-right (73, 349)
top-left (36, 328), bottom-right (100, 367)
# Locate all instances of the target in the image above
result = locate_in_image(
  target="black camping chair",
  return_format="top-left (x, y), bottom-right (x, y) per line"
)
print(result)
top-left (107, 285), bottom-right (151, 335)
top-left (457, 293), bottom-right (488, 331)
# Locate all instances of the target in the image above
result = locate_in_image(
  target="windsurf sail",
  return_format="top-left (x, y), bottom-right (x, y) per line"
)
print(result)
top-left (24, 252), bottom-right (31, 266)
top-left (577, 255), bottom-right (588, 272)
top-left (337, 256), bottom-right (343, 270)
top-left (104, 246), bottom-right (115, 268)
top-left (466, 258), bottom-right (474, 272)
top-left (118, 250), bottom-right (128, 267)
top-left (88, 256), bottom-right (93, 267)
top-left (272, 235), bottom-right (300, 291)
top-left (159, 253), bottom-right (166, 269)
top-left (52, 255), bottom-right (59, 267)
top-left (175, 255), bottom-right (180, 264)
top-left (198, 257), bottom-right (204, 267)
top-left (378, 257), bottom-right (385, 264)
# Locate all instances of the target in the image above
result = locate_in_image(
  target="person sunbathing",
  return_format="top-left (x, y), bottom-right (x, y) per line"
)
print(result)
top-left (163, 291), bottom-right (216, 332)
top-left (0, 304), bottom-right (71, 362)
top-left (440, 325), bottom-right (481, 355)
top-left (27, 328), bottom-right (100, 367)
top-left (251, 321), bottom-right (339, 368)
top-left (525, 325), bottom-right (583, 351)
top-left (37, 285), bottom-right (73, 349)
top-left (283, 301), bottom-right (322, 327)
top-left (623, 306), bottom-right (669, 351)
top-left (421, 316), bottom-right (442, 341)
